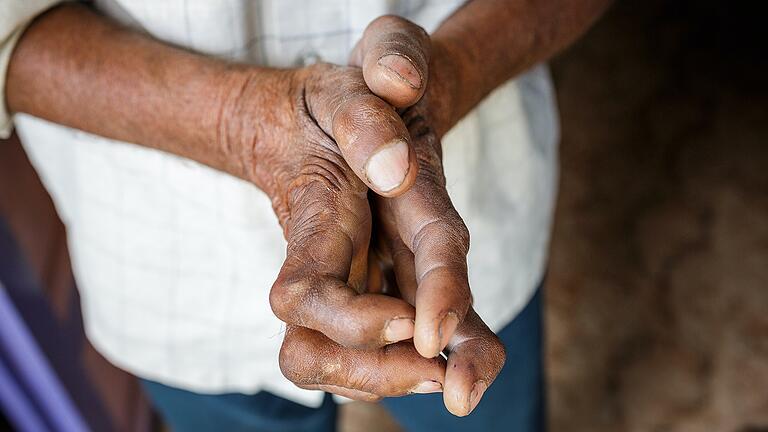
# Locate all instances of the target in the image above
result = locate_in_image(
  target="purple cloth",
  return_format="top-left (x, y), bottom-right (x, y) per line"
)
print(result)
top-left (0, 355), bottom-right (51, 432)
top-left (0, 284), bottom-right (89, 432)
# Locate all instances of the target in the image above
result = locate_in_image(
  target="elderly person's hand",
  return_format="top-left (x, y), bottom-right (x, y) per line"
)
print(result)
top-left (274, 16), bottom-right (505, 417)
top-left (266, 17), bottom-right (467, 400)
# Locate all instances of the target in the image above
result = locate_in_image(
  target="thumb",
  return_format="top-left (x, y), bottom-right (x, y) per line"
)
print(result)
top-left (304, 65), bottom-right (418, 197)
top-left (350, 15), bottom-right (430, 109)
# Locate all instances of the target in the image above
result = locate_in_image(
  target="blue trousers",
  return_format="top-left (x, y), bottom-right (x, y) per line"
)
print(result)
top-left (142, 288), bottom-right (544, 432)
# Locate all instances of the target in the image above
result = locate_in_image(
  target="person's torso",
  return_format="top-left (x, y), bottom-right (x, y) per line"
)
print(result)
top-left (14, 0), bottom-right (558, 406)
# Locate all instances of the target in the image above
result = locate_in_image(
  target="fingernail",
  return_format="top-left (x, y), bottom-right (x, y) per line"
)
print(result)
top-left (469, 380), bottom-right (487, 413)
top-left (366, 139), bottom-right (410, 193)
top-left (378, 54), bottom-right (422, 89)
top-left (438, 312), bottom-right (459, 352)
top-left (384, 318), bottom-right (414, 343)
top-left (412, 380), bottom-right (442, 394)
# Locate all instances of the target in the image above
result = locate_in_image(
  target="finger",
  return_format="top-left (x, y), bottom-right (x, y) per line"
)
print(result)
top-left (373, 206), bottom-right (504, 416)
top-left (375, 177), bottom-right (470, 360)
top-left (375, 196), bottom-right (418, 304)
top-left (349, 15), bottom-right (430, 108)
top-left (270, 180), bottom-right (416, 349)
top-left (305, 65), bottom-right (418, 197)
top-left (279, 325), bottom-right (446, 399)
top-left (389, 170), bottom-right (472, 359)
top-left (366, 250), bottom-right (384, 294)
top-left (443, 309), bottom-right (506, 417)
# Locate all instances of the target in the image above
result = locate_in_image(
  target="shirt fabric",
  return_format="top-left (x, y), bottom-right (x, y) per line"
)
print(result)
top-left (0, 0), bottom-right (69, 138)
top-left (2, 0), bottom-right (559, 408)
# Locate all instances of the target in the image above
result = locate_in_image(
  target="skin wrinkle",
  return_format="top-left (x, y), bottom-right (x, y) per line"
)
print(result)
top-left (222, 70), bottom-right (260, 180)
top-left (409, 213), bottom-right (468, 264)
top-left (213, 68), bottom-right (243, 174)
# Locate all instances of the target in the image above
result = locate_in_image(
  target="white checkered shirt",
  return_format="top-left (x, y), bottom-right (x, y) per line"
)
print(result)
top-left (8, 0), bottom-right (558, 407)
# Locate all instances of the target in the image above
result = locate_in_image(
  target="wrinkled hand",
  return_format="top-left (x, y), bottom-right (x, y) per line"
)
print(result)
top-left (251, 15), bottom-right (505, 415)
top-left (221, 20), bottom-right (451, 401)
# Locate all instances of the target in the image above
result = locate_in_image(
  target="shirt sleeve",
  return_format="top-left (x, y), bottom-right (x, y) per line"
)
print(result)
top-left (1, 0), bottom-right (66, 139)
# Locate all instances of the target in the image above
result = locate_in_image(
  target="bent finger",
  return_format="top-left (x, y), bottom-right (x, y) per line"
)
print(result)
top-left (390, 177), bottom-right (472, 358)
top-left (271, 180), bottom-right (415, 348)
top-left (271, 229), bottom-right (417, 349)
top-left (443, 309), bottom-right (506, 417)
top-left (279, 325), bottom-right (446, 398)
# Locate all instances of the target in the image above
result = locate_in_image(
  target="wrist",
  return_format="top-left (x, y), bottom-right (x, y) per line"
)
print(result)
top-left (426, 38), bottom-right (474, 138)
top-left (215, 66), bottom-right (298, 191)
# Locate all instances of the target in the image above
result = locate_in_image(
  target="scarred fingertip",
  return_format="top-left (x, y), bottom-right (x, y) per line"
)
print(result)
top-left (445, 379), bottom-right (486, 417)
top-left (365, 139), bottom-right (410, 194)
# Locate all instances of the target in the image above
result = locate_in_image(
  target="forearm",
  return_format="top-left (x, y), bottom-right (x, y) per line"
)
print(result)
top-left (5, 3), bottom-right (274, 180)
top-left (433, 0), bottom-right (612, 130)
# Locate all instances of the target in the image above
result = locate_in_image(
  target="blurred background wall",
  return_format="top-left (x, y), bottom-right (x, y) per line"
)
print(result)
top-left (1, 0), bottom-right (766, 431)
top-left (546, 0), bottom-right (768, 430)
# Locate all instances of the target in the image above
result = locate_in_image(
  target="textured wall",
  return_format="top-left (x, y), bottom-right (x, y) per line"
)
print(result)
top-left (546, 1), bottom-right (768, 431)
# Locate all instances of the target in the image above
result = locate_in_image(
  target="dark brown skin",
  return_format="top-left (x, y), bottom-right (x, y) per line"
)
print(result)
top-left (5, 0), bottom-right (611, 417)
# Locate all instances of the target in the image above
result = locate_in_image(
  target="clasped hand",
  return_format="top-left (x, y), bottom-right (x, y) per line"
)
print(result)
top-left (221, 16), bottom-right (506, 417)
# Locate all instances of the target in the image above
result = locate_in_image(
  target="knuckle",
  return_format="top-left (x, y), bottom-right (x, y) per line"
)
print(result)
top-left (278, 330), bottom-right (315, 384)
top-left (486, 335), bottom-right (507, 378)
top-left (413, 209), bottom-right (470, 256)
top-left (269, 276), bottom-right (310, 323)
top-left (286, 184), bottom-right (341, 242)
top-left (325, 67), bottom-right (368, 97)
top-left (336, 93), bottom-right (397, 132)
top-left (471, 332), bottom-right (506, 381)
top-left (453, 218), bottom-right (471, 253)
top-left (294, 153), bottom-right (355, 195)
top-left (441, 210), bottom-right (470, 254)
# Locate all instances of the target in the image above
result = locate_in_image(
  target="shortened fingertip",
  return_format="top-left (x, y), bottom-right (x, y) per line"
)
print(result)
top-left (445, 389), bottom-right (472, 417)
top-left (469, 380), bottom-right (488, 414)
